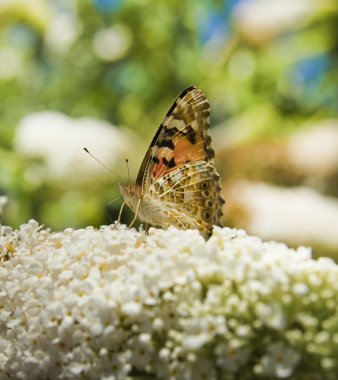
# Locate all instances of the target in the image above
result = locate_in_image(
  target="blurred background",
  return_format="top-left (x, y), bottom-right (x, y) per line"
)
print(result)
top-left (1, 0), bottom-right (338, 259)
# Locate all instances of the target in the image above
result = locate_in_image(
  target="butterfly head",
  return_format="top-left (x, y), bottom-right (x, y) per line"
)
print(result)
top-left (119, 183), bottom-right (142, 211)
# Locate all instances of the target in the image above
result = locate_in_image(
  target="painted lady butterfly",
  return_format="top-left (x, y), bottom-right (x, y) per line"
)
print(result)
top-left (119, 86), bottom-right (224, 239)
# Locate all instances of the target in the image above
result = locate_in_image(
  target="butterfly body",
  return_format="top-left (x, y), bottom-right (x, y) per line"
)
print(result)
top-left (119, 183), bottom-right (170, 226)
top-left (119, 86), bottom-right (224, 239)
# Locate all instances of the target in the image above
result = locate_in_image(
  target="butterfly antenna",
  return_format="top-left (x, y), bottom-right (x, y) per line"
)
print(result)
top-left (125, 157), bottom-right (131, 185)
top-left (83, 147), bottom-right (121, 180)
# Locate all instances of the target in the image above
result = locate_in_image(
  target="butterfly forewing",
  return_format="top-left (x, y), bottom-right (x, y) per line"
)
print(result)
top-left (136, 86), bottom-right (214, 193)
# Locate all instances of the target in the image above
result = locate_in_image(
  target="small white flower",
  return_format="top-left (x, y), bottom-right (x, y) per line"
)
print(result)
top-left (215, 341), bottom-right (250, 373)
top-left (121, 302), bottom-right (142, 317)
top-left (292, 282), bottom-right (309, 296)
top-left (182, 333), bottom-right (210, 351)
top-left (261, 341), bottom-right (300, 378)
top-left (129, 335), bottom-right (153, 369)
top-left (256, 303), bottom-right (286, 330)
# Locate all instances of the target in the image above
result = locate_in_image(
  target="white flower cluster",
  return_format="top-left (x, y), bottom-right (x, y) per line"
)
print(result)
top-left (0, 221), bottom-right (337, 379)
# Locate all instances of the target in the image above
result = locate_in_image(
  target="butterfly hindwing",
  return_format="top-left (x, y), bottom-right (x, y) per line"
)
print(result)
top-left (149, 161), bottom-right (224, 238)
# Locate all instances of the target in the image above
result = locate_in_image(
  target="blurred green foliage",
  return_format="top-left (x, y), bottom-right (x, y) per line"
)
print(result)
top-left (0, 0), bottom-right (338, 235)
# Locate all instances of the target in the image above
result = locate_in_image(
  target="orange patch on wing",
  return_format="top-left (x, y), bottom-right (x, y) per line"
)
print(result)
top-left (152, 135), bottom-right (207, 179)
top-left (173, 135), bottom-right (205, 164)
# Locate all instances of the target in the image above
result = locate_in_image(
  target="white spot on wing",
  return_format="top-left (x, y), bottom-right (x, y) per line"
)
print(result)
top-left (170, 118), bottom-right (187, 131)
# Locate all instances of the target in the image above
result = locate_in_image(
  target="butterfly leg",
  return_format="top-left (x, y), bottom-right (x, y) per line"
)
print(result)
top-left (118, 201), bottom-right (125, 224)
top-left (128, 199), bottom-right (140, 228)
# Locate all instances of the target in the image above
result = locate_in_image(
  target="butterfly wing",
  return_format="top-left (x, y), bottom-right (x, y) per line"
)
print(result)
top-left (136, 86), bottom-right (224, 238)
top-left (136, 86), bottom-right (215, 192)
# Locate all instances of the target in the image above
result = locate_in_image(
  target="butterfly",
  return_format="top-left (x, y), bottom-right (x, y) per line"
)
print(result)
top-left (119, 86), bottom-right (224, 239)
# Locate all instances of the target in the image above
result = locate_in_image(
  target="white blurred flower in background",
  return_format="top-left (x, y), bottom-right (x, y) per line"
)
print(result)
top-left (233, 0), bottom-right (327, 45)
top-left (14, 111), bottom-right (136, 184)
top-left (227, 181), bottom-right (338, 249)
top-left (93, 24), bottom-right (132, 62)
top-left (45, 11), bottom-right (80, 54)
top-left (287, 120), bottom-right (338, 177)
